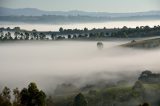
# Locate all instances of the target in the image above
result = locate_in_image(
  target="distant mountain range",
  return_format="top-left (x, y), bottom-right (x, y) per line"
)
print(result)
top-left (0, 7), bottom-right (160, 17)
top-left (0, 7), bottom-right (160, 24)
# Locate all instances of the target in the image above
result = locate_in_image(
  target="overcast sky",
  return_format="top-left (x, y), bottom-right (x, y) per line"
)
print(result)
top-left (0, 0), bottom-right (160, 13)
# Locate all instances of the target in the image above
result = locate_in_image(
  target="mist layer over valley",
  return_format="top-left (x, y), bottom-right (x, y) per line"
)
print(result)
top-left (1, 0), bottom-right (160, 105)
top-left (1, 20), bottom-right (160, 31)
top-left (0, 40), bottom-right (160, 92)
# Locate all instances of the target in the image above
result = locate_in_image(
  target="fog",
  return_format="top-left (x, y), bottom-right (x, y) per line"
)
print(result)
top-left (0, 40), bottom-right (160, 91)
top-left (0, 20), bottom-right (160, 31)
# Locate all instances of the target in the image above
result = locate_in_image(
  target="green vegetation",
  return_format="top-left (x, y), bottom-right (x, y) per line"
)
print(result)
top-left (0, 82), bottom-right (46, 106)
top-left (74, 93), bottom-right (88, 106)
top-left (1, 71), bottom-right (160, 106)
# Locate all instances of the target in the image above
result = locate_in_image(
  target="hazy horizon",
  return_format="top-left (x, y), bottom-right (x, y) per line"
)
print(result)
top-left (0, 0), bottom-right (160, 13)
top-left (1, 6), bottom-right (160, 13)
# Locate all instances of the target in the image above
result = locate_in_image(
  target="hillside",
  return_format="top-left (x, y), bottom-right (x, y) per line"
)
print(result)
top-left (0, 7), bottom-right (160, 17)
top-left (47, 71), bottom-right (160, 106)
top-left (121, 37), bottom-right (160, 49)
top-left (0, 7), bottom-right (160, 24)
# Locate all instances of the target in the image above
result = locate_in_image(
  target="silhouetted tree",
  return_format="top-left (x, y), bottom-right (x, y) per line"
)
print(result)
top-left (68, 35), bottom-right (71, 39)
top-left (142, 103), bottom-right (150, 106)
top-left (132, 81), bottom-right (144, 92)
top-left (74, 93), bottom-right (88, 106)
top-left (14, 27), bottom-right (20, 31)
top-left (139, 103), bottom-right (150, 106)
top-left (59, 27), bottom-right (64, 33)
top-left (20, 82), bottom-right (46, 106)
top-left (14, 32), bottom-right (19, 40)
top-left (13, 88), bottom-right (21, 106)
top-left (24, 32), bottom-right (30, 40)
top-left (99, 32), bottom-right (105, 38)
top-left (0, 31), bottom-right (4, 40)
top-left (73, 35), bottom-right (77, 39)
top-left (0, 87), bottom-right (12, 106)
top-left (39, 33), bottom-right (46, 40)
top-left (84, 28), bottom-right (88, 32)
top-left (46, 96), bottom-right (54, 106)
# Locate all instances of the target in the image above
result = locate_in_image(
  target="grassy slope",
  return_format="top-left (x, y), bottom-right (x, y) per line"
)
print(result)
top-left (121, 38), bottom-right (160, 48)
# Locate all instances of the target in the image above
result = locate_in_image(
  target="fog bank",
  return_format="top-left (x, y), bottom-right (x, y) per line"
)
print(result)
top-left (0, 41), bottom-right (160, 91)
top-left (0, 20), bottom-right (160, 31)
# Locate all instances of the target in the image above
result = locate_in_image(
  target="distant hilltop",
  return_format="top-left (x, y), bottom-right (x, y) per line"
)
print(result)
top-left (121, 38), bottom-right (160, 49)
top-left (138, 70), bottom-right (160, 83)
top-left (0, 7), bottom-right (160, 24)
top-left (0, 7), bottom-right (160, 17)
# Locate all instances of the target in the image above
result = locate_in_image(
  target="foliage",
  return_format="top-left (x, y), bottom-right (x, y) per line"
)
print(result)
top-left (74, 93), bottom-right (88, 106)
top-left (0, 82), bottom-right (46, 106)
top-left (20, 82), bottom-right (46, 106)
top-left (1, 25), bottom-right (160, 41)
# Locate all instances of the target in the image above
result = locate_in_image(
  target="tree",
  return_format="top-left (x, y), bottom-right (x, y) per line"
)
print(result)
top-left (100, 32), bottom-right (105, 38)
top-left (2, 32), bottom-right (12, 40)
top-left (0, 87), bottom-right (12, 106)
top-left (20, 82), bottom-right (46, 106)
top-left (14, 27), bottom-right (20, 31)
top-left (1, 87), bottom-right (11, 101)
top-left (46, 96), bottom-right (54, 106)
top-left (13, 88), bottom-right (21, 106)
top-left (6, 27), bottom-right (10, 30)
top-left (39, 33), bottom-right (45, 40)
top-left (139, 103), bottom-right (150, 106)
top-left (0, 31), bottom-right (4, 40)
top-left (36, 90), bottom-right (46, 106)
top-left (74, 93), bottom-right (88, 106)
top-left (133, 81), bottom-right (143, 89)
top-left (14, 32), bottom-right (19, 40)
top-left (122, 26), bottom-right (128, 30)
top-left (20, 88), bottom-right (29, 106)
top-left (68, 35), bottom-right (71, 39)
top-left (142, 103), bottom-right (150, 106)
top-left (59, 27), bottom-right (64, 33)
top-left (84, 28), bottom-right (88, 32)
top-left (20, 33), bottom-right (24, 40)
top-left (24, 32), bottom-right (30, 40)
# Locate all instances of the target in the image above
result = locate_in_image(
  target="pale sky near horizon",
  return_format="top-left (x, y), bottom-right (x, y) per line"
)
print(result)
top-left (0, 0), bottom-right (160, 13)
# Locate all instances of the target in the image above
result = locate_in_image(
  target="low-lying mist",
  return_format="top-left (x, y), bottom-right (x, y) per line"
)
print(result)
top-left (0, 40), bottom-right (160, 92)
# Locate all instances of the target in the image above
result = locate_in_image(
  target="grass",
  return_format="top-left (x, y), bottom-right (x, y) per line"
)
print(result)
top-left (121, 38), bottom-right (160, 48)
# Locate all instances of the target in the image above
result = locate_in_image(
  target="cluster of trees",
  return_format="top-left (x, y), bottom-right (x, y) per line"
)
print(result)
top-left (46, 76), bottom-right (154, 106)
top-left (0, 31), bottom-right (51, 41)
top-left (59, 25), bottom-right (160, 39)
top-left (138, 103), bottom-right (150, 106)
top-left (0, 82), bottom-right (46, 106)
top-left (0, 81), bottom-right (154, 106)
top-left (0, 82), bottom-right (88, 106)
top-left (0, 25), bottom-right (160, 41)
top-left (138, 70), bottom-right (160, 83)
top-left (111, 25), bottom-right (160, 38)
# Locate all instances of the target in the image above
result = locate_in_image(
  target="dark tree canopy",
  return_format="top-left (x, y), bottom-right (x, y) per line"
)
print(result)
top-left (0, 87), bottom-right (12, 106)
top-left (20, 82), bottom-right (46, 106)
top-left (74, 93), bottom-right (88, 106)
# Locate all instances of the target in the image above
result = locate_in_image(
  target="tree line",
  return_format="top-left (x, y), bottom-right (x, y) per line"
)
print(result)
top-left (0, 25), bottom-right (160, 41)
top-left (0, 82), bottom-right (88, 106)
top-left (0, 81), bottom-right (153, 106)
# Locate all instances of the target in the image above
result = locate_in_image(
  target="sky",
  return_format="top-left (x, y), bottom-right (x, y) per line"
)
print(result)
top-left (0, 0), bottom-right (160, 13)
